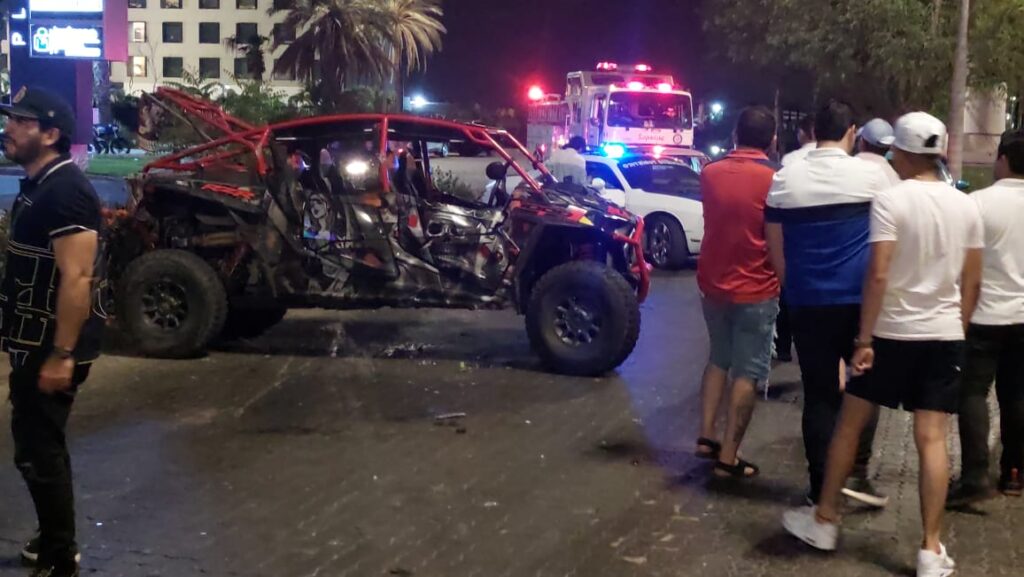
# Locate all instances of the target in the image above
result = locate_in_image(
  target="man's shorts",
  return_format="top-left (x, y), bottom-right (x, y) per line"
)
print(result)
top-left (701, 297), bottom-right (779, 383)
top-left (846, 338), bottom-right (965, 413)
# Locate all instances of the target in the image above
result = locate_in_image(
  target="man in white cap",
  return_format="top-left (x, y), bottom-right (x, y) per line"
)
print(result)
top-left (781, 112), bottom-right (983, 577)
top-left (856, 118), bottom-right (901, 185)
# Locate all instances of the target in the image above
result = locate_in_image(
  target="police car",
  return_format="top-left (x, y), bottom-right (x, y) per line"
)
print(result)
top-left (583, 149), bottom-right (703, 269)
top-left (488, 147), bottom-right (705, 269)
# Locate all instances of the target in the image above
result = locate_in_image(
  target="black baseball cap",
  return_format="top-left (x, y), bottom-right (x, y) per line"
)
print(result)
top-left (0, 86), bottom-right (76, 139)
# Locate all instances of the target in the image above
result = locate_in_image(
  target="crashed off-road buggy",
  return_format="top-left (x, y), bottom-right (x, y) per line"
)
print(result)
top-left (106, 89), bottom-right (650, 376)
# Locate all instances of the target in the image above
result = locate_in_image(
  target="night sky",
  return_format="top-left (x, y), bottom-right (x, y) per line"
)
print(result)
top-left (413, 0), bottom-right (765, 110)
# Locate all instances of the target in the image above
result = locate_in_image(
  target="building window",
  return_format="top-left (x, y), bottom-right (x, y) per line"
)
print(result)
top-left (199, 0), bottom-right (219, 7)
top-left (273, 23), bottom-right (295, 44)
top-left (237, 0), bottom-right (256, 9)
top-left (129, 56), bottom-right (147, 77)
top-left (128, 0), bottom-right (146, 7)
top-left (163, 57), bottom-right (184, 78)
top-left (234, 57), bottom-right (252, 79)
top-left (235, 23), bottom-right (258, 43)
top-left (272, 60), bottom-right (295, 81)
top-left (130, 22), bottom-right (146, 43)
top-left (163, 22), bottom-right (183, 43)
top-left (199, 22), bottom-right (220, 44)
top-left (199, 58), bottom-right (220, 79)
top-left (161, 0), bottom-right (182, 8)
top-left (272, 0), bottom-right (289, 9)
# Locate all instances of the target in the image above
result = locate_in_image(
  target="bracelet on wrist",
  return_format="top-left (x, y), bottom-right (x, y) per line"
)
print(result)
top-left (853, 338), bottom-right (873, 349)
top-left (51, 346), bottom-right (75, 360)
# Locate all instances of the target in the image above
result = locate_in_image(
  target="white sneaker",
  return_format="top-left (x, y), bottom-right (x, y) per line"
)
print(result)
top-left (782, 506), bottom-right (838, 551)
top-left (917, 544), bottom-right (955, 577)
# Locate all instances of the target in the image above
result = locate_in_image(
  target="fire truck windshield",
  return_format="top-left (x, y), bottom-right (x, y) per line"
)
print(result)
top-left (607, 92), bottom-right (693, 130)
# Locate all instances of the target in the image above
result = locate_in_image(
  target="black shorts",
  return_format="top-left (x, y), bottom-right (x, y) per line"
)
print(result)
top-left (846, 338), bottom-right (965, 413)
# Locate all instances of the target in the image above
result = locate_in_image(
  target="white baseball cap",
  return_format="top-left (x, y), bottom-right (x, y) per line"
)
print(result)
top-left (893, 112), bottom-right (947, 155)
top-left (857, 118), bottom-right (896, 147)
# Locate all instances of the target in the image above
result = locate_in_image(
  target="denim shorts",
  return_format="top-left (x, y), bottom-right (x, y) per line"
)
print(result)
top-left (701, 296), bottom-right (780, 383)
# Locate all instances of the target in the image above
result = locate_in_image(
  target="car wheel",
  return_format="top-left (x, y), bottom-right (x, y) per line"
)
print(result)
top-left (526, 261), bottom-right (641, 376)
top-left (644, 215), bottom-right (690, 269)
top-left (118, 249), bottom-right (228, 358)
top-left (220, 305), bottom-right (288, 340)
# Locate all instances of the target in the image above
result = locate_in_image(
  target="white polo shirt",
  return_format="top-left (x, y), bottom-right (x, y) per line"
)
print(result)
top-left (970, 178), bottom-right (1024, 326)
top-left (855, 151), bottom-right (901, 186)
top-left (781, 142), bottom-right (816, 167)
top-left (869, 180), bottom-right (984, 340)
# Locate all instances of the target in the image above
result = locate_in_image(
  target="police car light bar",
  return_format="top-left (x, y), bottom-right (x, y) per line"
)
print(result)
top-left (596, 61), bottom-right (618, 71)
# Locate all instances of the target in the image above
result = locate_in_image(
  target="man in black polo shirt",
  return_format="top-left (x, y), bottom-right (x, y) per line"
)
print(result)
top-left (1, 87), bottom-right (105, 577)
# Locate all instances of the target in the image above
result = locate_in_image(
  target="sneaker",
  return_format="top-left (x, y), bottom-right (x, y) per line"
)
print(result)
top-left (917, 544), bottom-right (955, 577)
top-left (1000, 468), bottom-right (1022, 497)
top-left (29, 559), bottom-right (79, 577)
top-left (946, 480), bottom-right (997, 508)
top-left (842, 478), bottom-right (890, 508)
top-left (782, 506), bottom-right (838, 551)
top-left (21, 533), bottom-right (81, 565)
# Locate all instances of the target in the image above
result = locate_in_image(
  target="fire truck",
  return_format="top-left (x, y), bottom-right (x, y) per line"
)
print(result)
top-left (527, 62), bottom-right (695, 159)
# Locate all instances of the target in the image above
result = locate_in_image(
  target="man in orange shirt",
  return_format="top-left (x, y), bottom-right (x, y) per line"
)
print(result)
top-left (695, 106), bottom-right (781, 478)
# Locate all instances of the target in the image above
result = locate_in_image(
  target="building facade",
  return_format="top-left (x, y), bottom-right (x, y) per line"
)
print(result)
top-left (109, 0), bottom-right (304, 96)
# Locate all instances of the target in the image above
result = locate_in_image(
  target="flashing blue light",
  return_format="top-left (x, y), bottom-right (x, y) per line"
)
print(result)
top-left (603, 143), bottom-right (626, 159)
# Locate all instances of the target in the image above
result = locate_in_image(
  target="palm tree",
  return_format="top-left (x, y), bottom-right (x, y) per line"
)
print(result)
top-left (225, 33), bottom-right (271, 83)
top-left (381, 0), bottom-right (446, 110)
top-left (269, 0), bottom-right (394, 111)
top-left (947, 0), bottom-right (970, 181)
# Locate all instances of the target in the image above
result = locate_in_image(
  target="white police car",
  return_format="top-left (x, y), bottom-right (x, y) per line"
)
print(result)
top-left (583, 151), bottom-right (703, 269)
top-left (487, 148), bottom-right (705, 269)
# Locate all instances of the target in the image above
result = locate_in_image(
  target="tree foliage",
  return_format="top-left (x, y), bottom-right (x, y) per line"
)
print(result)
top-left (269, 0), bottom-right (445, 111)
top-left (705, 0), bottom-right (1023, 116)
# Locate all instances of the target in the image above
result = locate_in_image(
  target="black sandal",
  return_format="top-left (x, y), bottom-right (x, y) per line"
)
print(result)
top-left (695, 437), bottom-right (722, 459)
top-left (713, 458), bottom-right (760, 479)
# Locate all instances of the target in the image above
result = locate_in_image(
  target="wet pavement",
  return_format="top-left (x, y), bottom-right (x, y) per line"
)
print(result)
top-left (0, 271), bottom-right (1021, 576)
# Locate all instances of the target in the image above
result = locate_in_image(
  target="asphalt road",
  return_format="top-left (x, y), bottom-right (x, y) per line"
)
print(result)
top-left (0, 270), bottom-right (1019, 577)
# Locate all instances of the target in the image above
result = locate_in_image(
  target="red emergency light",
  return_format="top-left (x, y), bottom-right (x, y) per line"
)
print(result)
top-left (596, 61), bottom-right (618, 71)
top-left (527, 85), bottom-right (545, 101)
top-left (634, 64), bottom-right (653, 72)
top-left (627, 81), bottom-right (645, 90)
top-left (657, 83), bottom-right (672, 92)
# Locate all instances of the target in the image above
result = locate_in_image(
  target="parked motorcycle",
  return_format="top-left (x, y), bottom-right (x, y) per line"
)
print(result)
top-left (89, 123), bottom-right (132, 155)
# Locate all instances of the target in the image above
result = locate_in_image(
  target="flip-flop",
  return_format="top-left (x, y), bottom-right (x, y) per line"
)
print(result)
top-left (695, 437), bottom-right (721, 459)
top-left (713, 458), bottom-right (760, 479)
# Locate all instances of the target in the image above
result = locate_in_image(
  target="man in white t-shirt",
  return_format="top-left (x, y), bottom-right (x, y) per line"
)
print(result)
top-left (948, 129), bottom-right (1024, 506)
top-left (856, 118), bottom-right (901, 186)
top-left (782, 112), bottom-right (983, 577)
top-left (546, 136), bottom-right (587, 185)
top-left (781, 114), bottom-right (816, 167)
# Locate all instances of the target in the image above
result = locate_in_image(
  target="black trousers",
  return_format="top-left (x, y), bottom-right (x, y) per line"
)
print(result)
top-left (790, 305), bottom-right (879, 502)
top-left (775, 296), bottom-right (793, 360)
top-left (958, 323), bottom-right (1024, 488)
top-left (9, 355), bottom-right (90, 565)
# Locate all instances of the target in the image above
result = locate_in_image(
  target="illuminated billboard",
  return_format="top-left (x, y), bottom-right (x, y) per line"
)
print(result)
top-left (26, 0), bottom-right (105, 60)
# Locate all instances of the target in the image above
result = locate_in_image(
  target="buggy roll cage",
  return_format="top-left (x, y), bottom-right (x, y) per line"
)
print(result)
top-left (140, 88), bottom-right (553, 195)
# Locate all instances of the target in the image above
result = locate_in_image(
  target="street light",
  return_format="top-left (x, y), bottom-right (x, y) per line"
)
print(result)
top-left (710, 102), bottom-right (724, 115)
top-left (410, 94), bottom-right (428, 109)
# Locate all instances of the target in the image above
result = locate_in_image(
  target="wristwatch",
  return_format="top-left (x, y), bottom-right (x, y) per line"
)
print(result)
top-left (853, 337), bottom-right (873, 350)
top-left (51, 346), bottom-right (75, 361)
